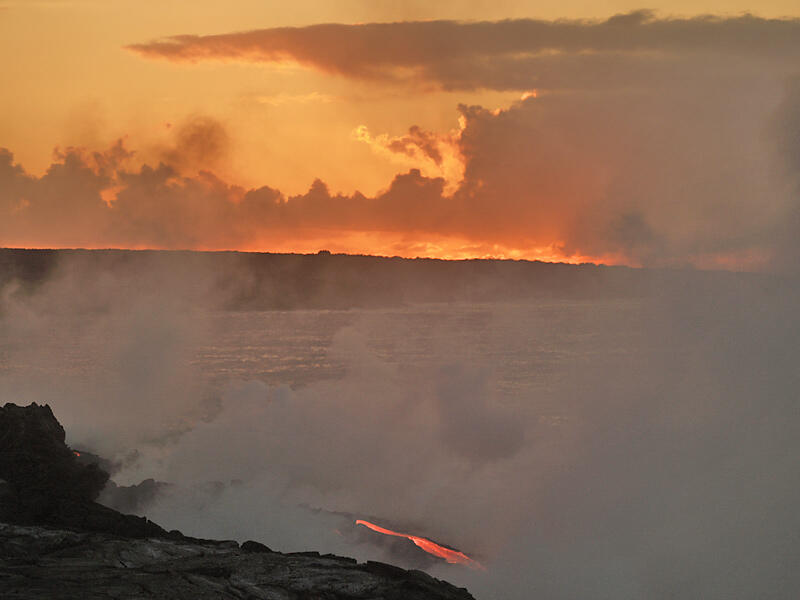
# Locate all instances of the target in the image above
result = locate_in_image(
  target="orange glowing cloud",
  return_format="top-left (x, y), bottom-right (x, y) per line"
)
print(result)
top-left (0, 130), bottom-right (603, 264)
top-left (353, 122), bottom-right (465, 194)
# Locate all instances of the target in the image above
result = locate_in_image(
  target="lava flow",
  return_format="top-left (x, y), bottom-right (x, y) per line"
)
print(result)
top-left (356, 519), bottom-right (484, 570)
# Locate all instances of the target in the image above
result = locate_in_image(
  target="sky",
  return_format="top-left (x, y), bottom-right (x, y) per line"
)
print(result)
top-left (2, 0), bottom-right (800, 267)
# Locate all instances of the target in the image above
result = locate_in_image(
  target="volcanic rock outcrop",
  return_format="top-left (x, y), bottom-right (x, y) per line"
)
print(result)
top-left (0, 403), bottom-right (166, 539)
top-left (0, 403), bottom-right (475, 599)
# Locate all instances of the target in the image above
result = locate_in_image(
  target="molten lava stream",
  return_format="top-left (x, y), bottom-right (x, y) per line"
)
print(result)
top-left (355, 519), bottom-right (484, 570)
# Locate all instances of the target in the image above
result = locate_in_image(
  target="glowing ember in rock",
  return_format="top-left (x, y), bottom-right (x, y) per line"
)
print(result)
top-left (356, 519), bottom-right (484, 570)
top-left (73, 451), bottom-right (81, 457)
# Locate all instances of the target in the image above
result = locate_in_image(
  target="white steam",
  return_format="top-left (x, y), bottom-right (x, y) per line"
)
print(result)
top-left (1, 256), bottom-right (798, 599)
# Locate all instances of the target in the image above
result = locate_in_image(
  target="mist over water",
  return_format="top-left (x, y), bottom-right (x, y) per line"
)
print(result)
top-left (1, 254), bottom-right (798, 599)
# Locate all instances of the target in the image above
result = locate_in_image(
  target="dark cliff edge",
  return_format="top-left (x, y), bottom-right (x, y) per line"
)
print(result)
top-left (0, 403), bottom-right (475, 599)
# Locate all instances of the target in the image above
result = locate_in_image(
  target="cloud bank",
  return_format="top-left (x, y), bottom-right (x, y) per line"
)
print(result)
top-left (127, 12), bottom-right (800, 91)
top-left (2, 79), bottom-right (798, 269)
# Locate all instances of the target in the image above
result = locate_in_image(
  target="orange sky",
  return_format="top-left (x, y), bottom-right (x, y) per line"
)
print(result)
top-left (2, 1), bottom-right (800, 268)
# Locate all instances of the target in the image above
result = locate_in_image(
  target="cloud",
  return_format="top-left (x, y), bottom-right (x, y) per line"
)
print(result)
top-left (2, 78), bottom-right (798, 269)
top-left (0, 86), bottom-right (792, 266)
top-left (352, 124), bottom-right (464, 192)
top-left (158, 117), bottom-right (230, 173)
top-left (126, 12), bottom-right (800, 91)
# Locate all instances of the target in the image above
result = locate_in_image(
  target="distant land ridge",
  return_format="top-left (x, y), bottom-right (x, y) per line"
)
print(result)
top-left (0, 247), bottom-right (767, 310)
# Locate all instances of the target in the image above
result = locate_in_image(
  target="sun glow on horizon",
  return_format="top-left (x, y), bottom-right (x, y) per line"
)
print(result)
top-left (237, 232), bottom-right (619, 265)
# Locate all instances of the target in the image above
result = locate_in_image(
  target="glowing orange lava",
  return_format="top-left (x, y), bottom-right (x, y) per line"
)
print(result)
top-left (356, 519), bottom-right (484, 570)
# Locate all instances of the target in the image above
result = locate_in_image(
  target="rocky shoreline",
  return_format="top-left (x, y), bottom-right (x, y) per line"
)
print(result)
top-left (0, 403), bottom-right (475, 599)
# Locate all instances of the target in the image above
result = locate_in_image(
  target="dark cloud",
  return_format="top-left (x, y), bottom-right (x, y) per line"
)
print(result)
top-left (386, 126), bottom-right (444, 165)
top-left (127, 12), bottom-right (800, 90)
top-left (159, 117), bottom-right (230, 172)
